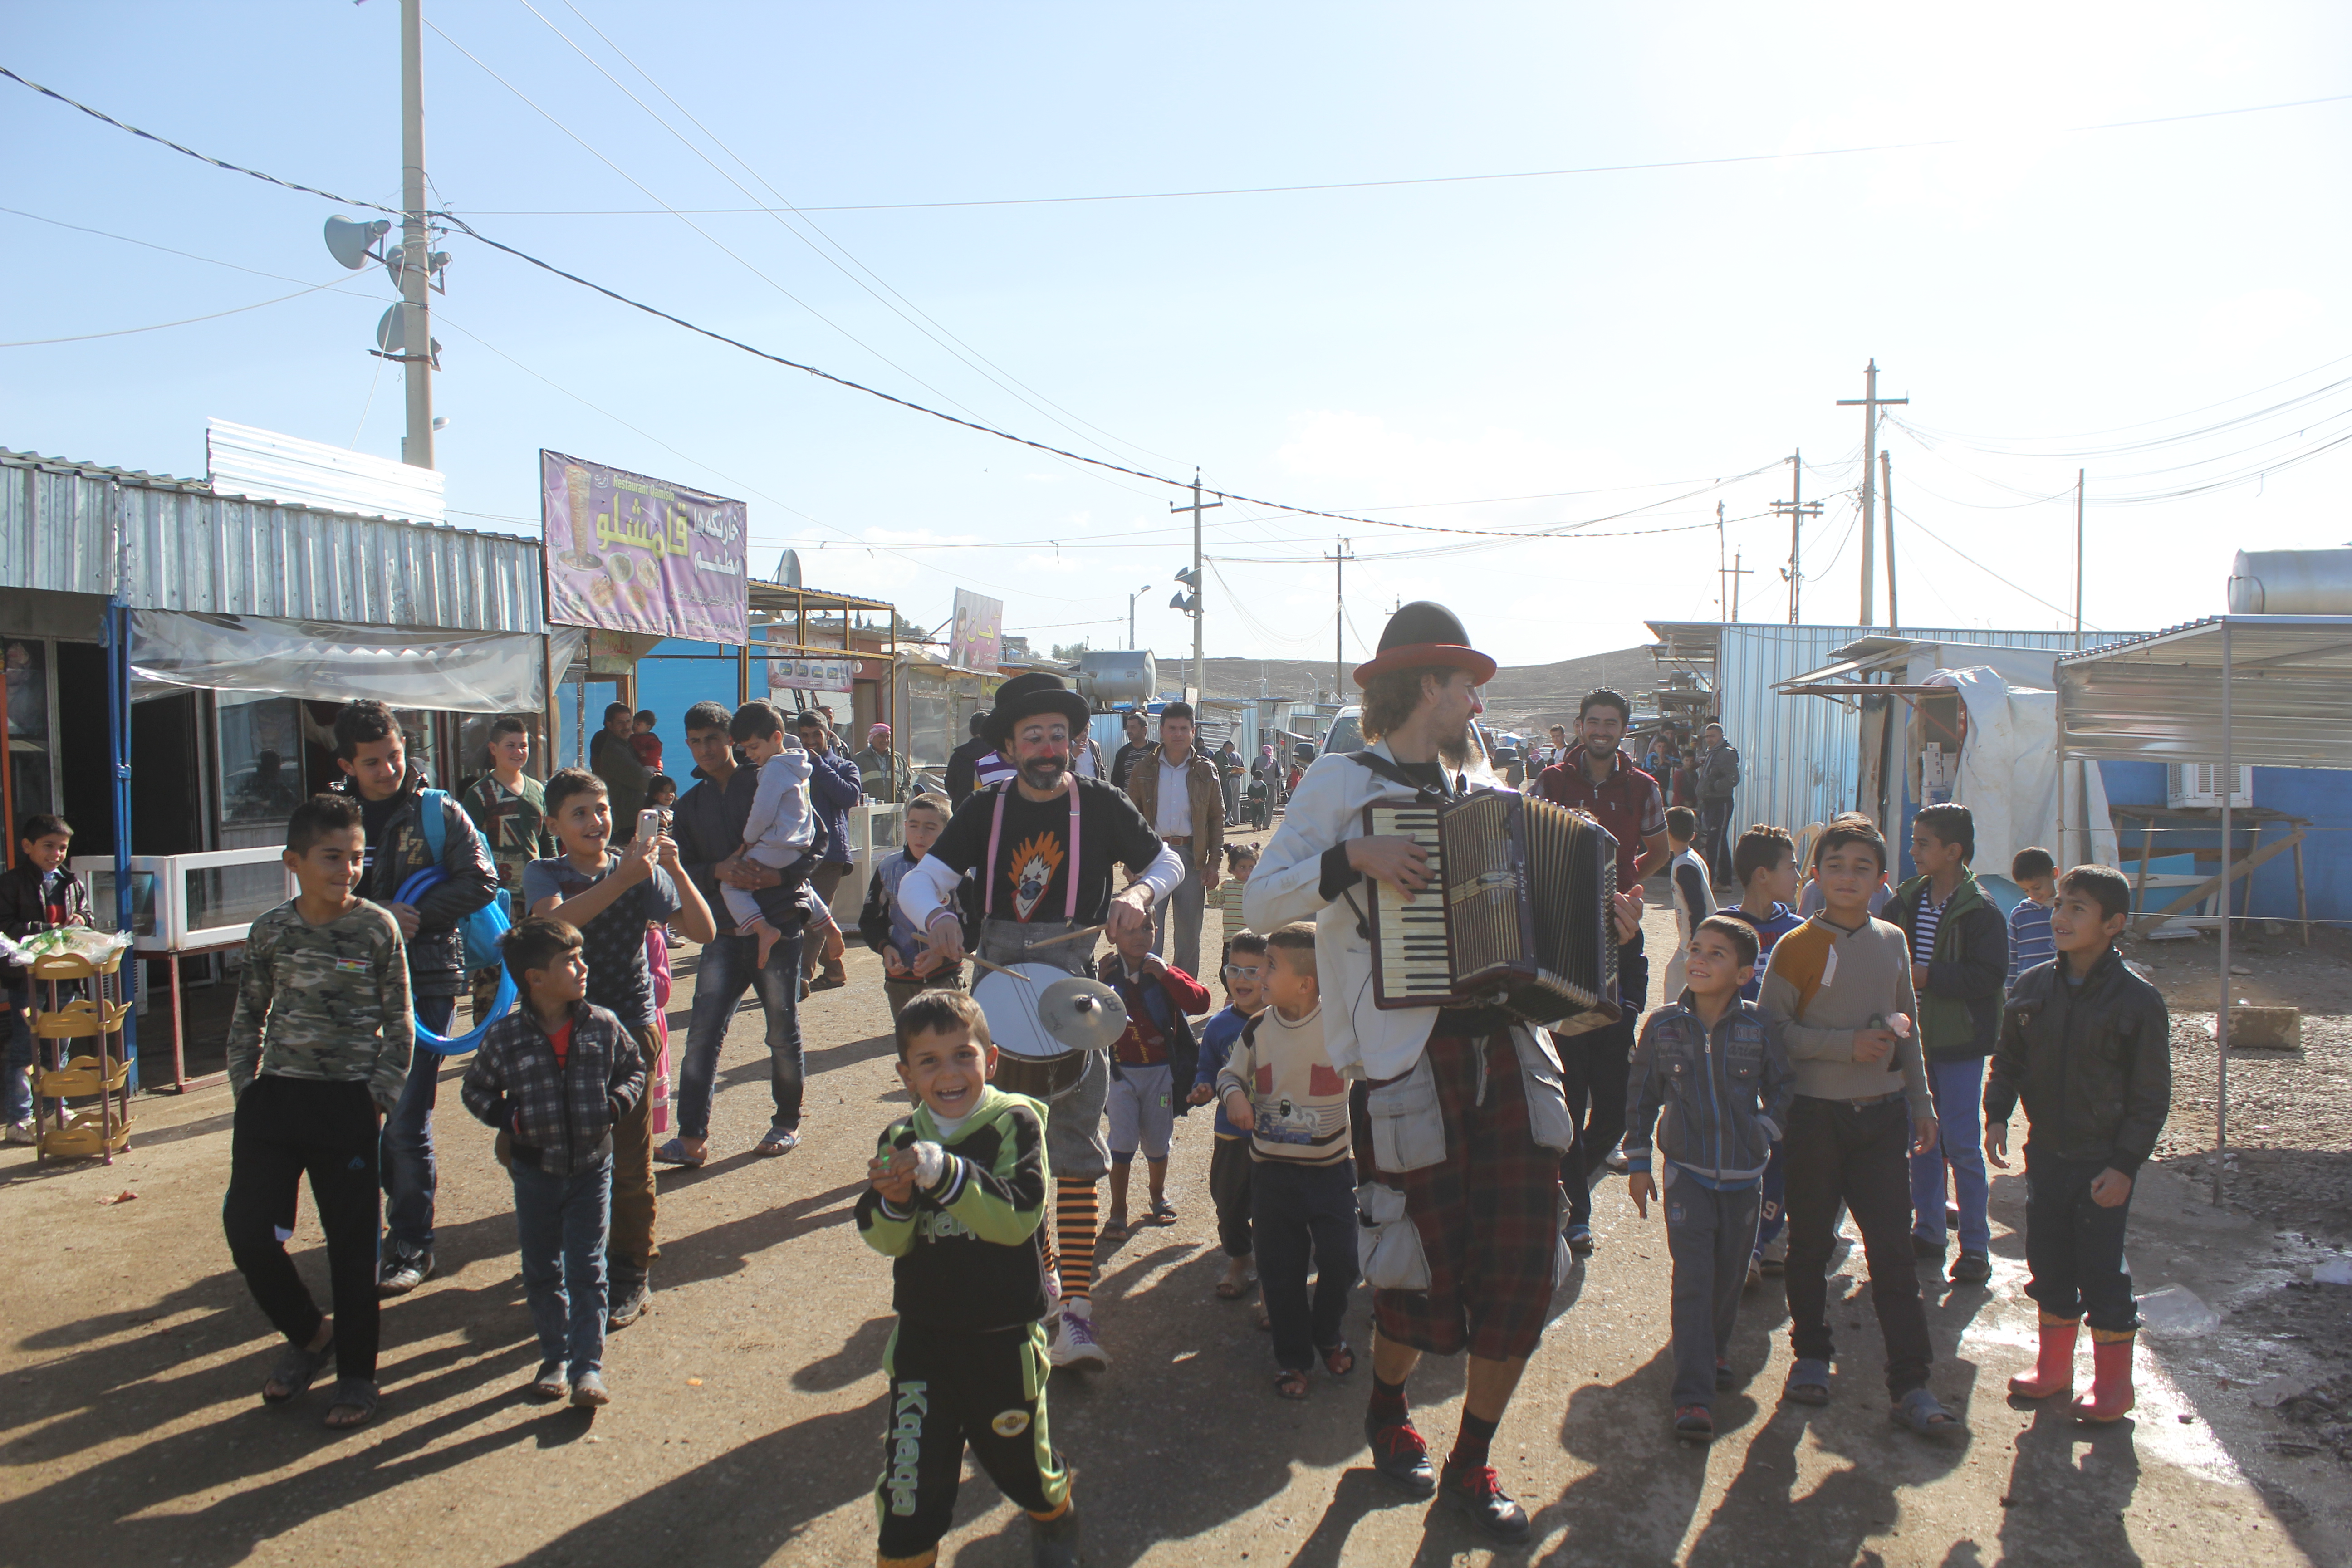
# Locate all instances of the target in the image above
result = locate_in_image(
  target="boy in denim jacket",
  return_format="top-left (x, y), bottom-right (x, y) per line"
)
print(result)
top-left (1625, 915), bottom-right (1791, 1442)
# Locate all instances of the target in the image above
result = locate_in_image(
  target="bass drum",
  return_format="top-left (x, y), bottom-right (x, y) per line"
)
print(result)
top-left (975, 963), bottom-right (1092, 1102)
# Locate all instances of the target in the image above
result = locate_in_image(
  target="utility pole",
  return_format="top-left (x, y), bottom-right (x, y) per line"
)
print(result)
top-left (1728, 549), bottom-right (1753, 622)
top-left (1880, 450), bottom-right (1899, 631)
top-left (1127, 583), bottom-right (1152, 650)
top-left (2073, 468), bottom-right (2086, 649)
top-left (399, 0), bottom-right (435, 469)
top-left (1169, 470), bottom-right (1220, 699)
top-left (1721, 505), bottom-right (1740, 620)
top-left (1771, 451), bottom-right (1822, 625)
top-left (1325, 538), bottom-right (1354, 702)
top-left (1837, 359), bottom-right (1907, 625)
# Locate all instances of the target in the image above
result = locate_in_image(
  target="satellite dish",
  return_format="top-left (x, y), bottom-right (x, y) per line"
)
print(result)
top-left (324, 216), bottom-right (390, 270)
top-left (773, 549), bottom-right (803, 587)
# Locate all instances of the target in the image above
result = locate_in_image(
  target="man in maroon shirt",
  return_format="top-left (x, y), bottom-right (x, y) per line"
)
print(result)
top-left (1097, 922), bottom-right (1208, 1240)
top-left (1530, 689), bottom-right (1671, 1257)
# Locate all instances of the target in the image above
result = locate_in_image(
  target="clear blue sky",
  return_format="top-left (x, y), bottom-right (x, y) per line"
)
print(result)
top-left (6, 3), bottom-right (2348, 668)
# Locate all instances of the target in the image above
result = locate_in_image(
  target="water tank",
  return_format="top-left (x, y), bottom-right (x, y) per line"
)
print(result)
top-left (2228, 548), bottom-right (2352, 613)
top-left (1074, 650), bottom-right (1156, 707)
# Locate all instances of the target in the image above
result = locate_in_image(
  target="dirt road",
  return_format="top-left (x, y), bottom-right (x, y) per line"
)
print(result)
top-left (2, 900), bottom-right (2347, 1566)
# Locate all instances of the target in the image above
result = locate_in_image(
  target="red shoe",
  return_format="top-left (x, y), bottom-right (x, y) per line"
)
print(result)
top-left (2008, 1312), bottom-right (2079, 1401)
top-left (2072, 1330), bottom-right (2136, 1424)
top-left (1439, 1462), bottom-right (1533, 1543)
top-left (1363, 1416), bottom-right (1436, 1495)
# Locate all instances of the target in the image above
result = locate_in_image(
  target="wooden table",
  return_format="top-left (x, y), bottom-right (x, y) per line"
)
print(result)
top-left (2109, 803), bottom-right (2309, 944)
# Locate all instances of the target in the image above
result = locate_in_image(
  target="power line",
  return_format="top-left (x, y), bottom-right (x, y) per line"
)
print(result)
top-left (513, 0), bottom-right (1170, 475)
top-left (1893, 503), bottom-right (2098, 627)
top-left (0, 276), bottom-right (352, 347)
top-left (443, 88), bottom-right (2352, 215)
top-left (0, 65), bottom-right (1839, 549)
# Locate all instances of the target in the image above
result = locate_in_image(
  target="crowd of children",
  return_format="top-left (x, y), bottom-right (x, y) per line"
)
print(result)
top-left (0, 678), bottom-right (2184, 1560)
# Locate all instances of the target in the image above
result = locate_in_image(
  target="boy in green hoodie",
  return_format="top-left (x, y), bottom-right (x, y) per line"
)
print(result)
top-left (1888, 802), bottom-right (2008, 1284)
top-left (855, 990), bottom-right (1078, 1568)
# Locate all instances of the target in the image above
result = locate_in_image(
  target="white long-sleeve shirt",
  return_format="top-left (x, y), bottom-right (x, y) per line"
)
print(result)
top-left (1240, 740), bottom-right (1461, 1082)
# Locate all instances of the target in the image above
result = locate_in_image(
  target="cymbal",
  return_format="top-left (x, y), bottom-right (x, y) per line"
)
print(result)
top-left (1036, 976), bottom-right (1129, 1054)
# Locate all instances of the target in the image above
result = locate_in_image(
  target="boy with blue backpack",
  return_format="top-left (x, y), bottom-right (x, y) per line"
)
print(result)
top-left (328, 699), bottom-right (501, 1298)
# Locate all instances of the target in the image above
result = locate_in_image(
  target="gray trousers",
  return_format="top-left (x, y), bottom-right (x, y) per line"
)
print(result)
top-left (1148, 842), bottom-right (1205, 980)
top-left (978, 919), bottom-right (1109, 1181)
top-left (1664, 1174), bottom-right (1761, 1409)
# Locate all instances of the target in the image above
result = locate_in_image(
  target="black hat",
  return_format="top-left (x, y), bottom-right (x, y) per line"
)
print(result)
top-left (985, 673), bottom-right (1093, 750)
top-left (1352, 600), bottom-right (1497, 686)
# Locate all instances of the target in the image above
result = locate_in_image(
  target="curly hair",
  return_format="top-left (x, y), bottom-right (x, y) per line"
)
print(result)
top-left (1358, 665), bottom-right (1454, 743)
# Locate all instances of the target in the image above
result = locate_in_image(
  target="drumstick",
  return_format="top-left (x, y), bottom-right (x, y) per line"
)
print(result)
top-left (1023, 924), bottom-right (1105, 951)
top-left (968, 955), bottom-right (1034, 984)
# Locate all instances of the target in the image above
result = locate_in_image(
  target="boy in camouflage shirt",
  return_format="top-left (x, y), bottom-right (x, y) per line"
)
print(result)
top-left (222, 795), bottom-right (414, 1433)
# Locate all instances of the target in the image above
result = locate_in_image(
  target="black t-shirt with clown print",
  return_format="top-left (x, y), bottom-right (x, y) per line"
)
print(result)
top-left (931, 776), bottom-right (1166, 925)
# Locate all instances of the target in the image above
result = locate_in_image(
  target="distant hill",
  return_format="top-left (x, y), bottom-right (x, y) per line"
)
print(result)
top-left (1164, 646), bottom-right (1658, 737)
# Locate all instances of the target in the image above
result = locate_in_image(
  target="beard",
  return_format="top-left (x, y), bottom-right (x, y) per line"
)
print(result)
top-left (1585, 737), bottom-right (1618, 761)
top-left (1018, 752), bottom-right (1068, 791)
top-left (1437, 721), bottom-right (1474, 769)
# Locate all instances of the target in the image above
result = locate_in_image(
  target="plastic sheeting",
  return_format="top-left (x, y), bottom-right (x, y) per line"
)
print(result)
top-left (1933, 666), bottom-right (2116, 876)
top-left (130, 610), bottom-right (581, 714)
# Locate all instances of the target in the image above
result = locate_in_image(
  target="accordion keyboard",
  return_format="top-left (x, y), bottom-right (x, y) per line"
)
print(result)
top-left (1365, 804), bottom-right (1455, 1004)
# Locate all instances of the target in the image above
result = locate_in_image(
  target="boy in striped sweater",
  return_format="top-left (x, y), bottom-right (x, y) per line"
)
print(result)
top-left (2006, 847), bottom-right (2058, 994)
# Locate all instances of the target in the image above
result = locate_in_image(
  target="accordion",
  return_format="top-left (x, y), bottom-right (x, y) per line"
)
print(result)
top-left (1362, 789), bottom-right (1619, 1027)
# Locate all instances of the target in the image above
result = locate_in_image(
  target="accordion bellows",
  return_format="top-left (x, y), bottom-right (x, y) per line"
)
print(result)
top-left (1365, 791), bottom-right (1620, 1028)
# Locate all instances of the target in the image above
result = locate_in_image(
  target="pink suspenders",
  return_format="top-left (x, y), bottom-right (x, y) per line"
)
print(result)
top-left (980, 774), bottom-right (1083, 921)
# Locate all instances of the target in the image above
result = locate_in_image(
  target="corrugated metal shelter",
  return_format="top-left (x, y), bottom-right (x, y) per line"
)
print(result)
top-left (2057, 615), bottom-right (2352, 767)
top-left (1648, 620), bottom-right (2141, 838)
top-left (2055, 615), bottom-right (2352, 1165)
top-left (2, 448), bottom-right (542, 631)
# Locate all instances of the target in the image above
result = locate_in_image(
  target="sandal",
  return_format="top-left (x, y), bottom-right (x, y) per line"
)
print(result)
top-left (1274, 1369), bottom-right (1311, 1401)
top-left (1149, 1198), bottom-right (1177, 1225)
top-left (1320, 1341), bottom-right (1357, 1377)
top-left (1784, 1357), bottom-right (1831, 1406)
top-left (1100, 1212), bottom-right (1129, 1243)
top-left (1215, 1276), bottom-right (1250, 1300)
top-left (1892, 1387), bottom-right (1962, 1438)
top-left (322, 1378), bottom-right (380, 1430)
top-left (653, 1137), bottom-right (707, 1168)
top-left (262, 1335), bottom-right (334, 1404)
top-left (1253, 1303), bottom-right (1272, 1331)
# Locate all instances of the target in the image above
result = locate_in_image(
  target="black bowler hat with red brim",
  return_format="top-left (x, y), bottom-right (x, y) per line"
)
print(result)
top-left (985, 671), bottom-right (1093, 750)
top-left (1352, 601), bottom-right (1497, 687)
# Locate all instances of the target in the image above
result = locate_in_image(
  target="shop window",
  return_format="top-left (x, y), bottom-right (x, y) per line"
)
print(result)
top-left (4, 637), bottom-right (54, 850)
top-left (218, 692), bottom-right (307, 828)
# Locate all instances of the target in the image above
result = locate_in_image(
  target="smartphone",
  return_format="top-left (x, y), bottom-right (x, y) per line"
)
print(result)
top-left (637, 808), bottom-right (666, 842)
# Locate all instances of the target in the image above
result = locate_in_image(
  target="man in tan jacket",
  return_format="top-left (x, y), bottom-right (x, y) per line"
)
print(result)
top-left (1122, 701), bottom-right (1224, 982)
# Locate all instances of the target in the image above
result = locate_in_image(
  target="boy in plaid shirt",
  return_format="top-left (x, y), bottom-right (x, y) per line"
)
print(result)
top-left (462, 916), bottom-right (644, 1408)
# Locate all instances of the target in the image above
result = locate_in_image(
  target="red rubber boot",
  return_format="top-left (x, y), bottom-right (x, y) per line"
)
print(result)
top-left (2007, 1312), bottom-right (2079, 1400)
top-left (2071, 1329), bottom-right (2136, 1424)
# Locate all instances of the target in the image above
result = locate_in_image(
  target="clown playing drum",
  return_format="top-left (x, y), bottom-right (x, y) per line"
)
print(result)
top-left (897, 672), bottom-right (1184, 1371)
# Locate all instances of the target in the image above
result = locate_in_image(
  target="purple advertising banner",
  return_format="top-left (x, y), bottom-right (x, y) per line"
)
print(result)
top-left (541, 450), bottom-right (748, 644)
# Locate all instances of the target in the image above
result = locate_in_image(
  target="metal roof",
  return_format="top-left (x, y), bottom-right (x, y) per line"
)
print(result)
top-left (1, 447), bottom-right (546, 633)
top-left (2057, 614), bottom-right (2352, 769)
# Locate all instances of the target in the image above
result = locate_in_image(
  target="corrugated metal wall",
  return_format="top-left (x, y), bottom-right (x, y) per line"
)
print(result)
top-left (1713, 624), bottom-right (2132, 835)
top-left (1, 453), bottom-right (544, 633)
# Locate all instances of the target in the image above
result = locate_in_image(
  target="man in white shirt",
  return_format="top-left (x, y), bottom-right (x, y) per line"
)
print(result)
top-left (1122, 702), bottom-right (1224, 982)
top-left (1245, 601), bottom-right (1641, 1543)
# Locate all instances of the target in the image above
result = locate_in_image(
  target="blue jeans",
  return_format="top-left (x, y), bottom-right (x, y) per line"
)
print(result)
top-left (1666, 1177), bottom-right (1761, 1410)
top-left (512, 1154), bottom-right (612, 1376)
top-left (2, 1007), bottom-right (31, 1123)
top-left (380, 994), bottom-right (454, 1254)
top-left (1909, 1056), bottom-right (1992, 1256)
top-left (676, 929), bottom-right (805, 1141)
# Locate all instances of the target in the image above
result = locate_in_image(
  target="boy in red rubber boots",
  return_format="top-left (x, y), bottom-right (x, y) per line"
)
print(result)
top-left (1984, 864), bottom-right (2169, 1424)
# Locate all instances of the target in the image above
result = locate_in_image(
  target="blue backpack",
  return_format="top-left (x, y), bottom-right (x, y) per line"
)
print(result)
top-left (416, 788), bottom-right (514, 971)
